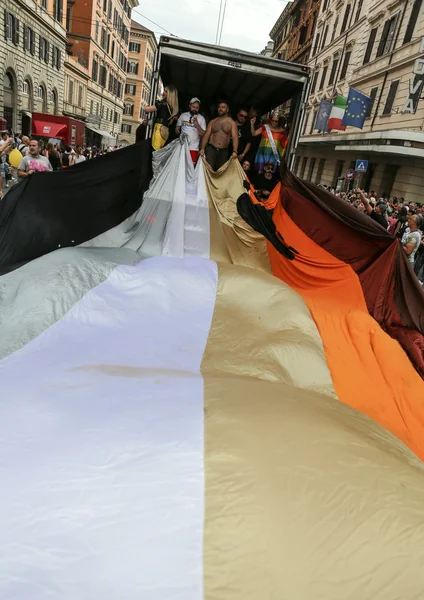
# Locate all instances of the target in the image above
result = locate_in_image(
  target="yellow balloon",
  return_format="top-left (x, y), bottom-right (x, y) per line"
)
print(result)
top-left (9, 148), bottom-right (23, 169)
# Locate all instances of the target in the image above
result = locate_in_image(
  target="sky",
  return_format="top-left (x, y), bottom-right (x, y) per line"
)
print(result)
top-left (132, 0), bottom-right (288, 54)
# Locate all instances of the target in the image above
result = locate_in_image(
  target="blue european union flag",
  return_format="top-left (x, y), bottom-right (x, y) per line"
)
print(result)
top-left (341, 88), bottom-right (372, 129)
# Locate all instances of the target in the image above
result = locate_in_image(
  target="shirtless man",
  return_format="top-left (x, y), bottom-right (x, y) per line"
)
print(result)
top-left (200, 101), bottom-right (238, 171)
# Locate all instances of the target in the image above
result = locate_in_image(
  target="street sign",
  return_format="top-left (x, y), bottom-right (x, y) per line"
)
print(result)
top-left (345, 169), bottom-right (356, 180)
top-left (355, 160), bottom-right (368, 173)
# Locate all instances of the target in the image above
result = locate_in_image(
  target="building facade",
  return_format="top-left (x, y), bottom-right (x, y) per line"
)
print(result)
top-left (67, 0), bottom-right (138, 147)
top-left (120, 20), bottom-right (157, 145)
top-left (296, 0), bottom-right (424, 201)
top-left (63, 53), bottom-right (89, 122)
top-left (270, 0), bottom-right (320, 64)
top-left (0, 0), bottom-right (67, 135)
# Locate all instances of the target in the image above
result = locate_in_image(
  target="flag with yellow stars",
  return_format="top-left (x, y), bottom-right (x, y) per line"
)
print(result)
top-left (342, 88), bottom-right (372, 129)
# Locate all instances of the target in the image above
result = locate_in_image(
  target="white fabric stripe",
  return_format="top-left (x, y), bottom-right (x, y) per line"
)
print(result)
top-left (0, 256), bottom-right (218, 600)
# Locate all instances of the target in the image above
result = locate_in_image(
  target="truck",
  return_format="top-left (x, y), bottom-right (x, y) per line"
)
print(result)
top-left (149, 36), bottom-right (310, 169)
top-left (31, 112), bottom-right (85, 147)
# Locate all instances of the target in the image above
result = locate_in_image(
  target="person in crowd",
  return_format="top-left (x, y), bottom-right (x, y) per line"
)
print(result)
top-left (356, 188), bottom-right (388, 229)
top-left (402, 214), bottom-right (423, 265)
top-left (0, 136), bottom-right (14, 198)
top-left (145, 85), bottom-right (179, 151)
top-left (176, 97), bottom-right (206, 164)
top-left (247, 106), bottom-right (261, 163)
top-left (392, 206), bottom-right (409, 238)
top-left (46, 142), bottom-right (61, 171)
top-left (0, 131), bottom-right (9, 147)
top-left (61, 144), bottom-right (76, 168)
top-left (233, 108), bottom-right (252, 163)
top-left (17, 139), bottom-right (52, 178)
top-left (250, 113), bottom-right (288, 174)
top-left (75, 146), bottom-right (86, 164)
top-left (254, 161), bottom-right (279, 200)
top-left (200, 101), bottom-right (238, 171)
top-left (242, 159), bottom-right (251, 174)
top-left (17, 136), bottom-right (30, 157)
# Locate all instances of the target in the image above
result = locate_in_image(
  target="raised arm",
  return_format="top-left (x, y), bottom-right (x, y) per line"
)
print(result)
top-left (200, 120), bottom-right (213, 155)
top-left (144, 105), bottom-right (157, 114)
top-left (231, 120), bottom-right (239, 156)
top-left (355, 188), bottom-right (373, 215)
top-left (250, 118), bottom-right (262, 137)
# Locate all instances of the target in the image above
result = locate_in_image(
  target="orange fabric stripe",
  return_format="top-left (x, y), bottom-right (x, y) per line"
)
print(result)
top-left (269, 198), bottom-right (424, 459)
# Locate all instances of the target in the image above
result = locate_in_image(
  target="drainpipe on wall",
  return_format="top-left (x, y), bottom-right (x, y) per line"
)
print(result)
top-left (370, 0), bottom-right (409, 130)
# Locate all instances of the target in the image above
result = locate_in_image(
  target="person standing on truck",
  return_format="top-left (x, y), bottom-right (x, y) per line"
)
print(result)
top-left (233, 108), bottom-right (252, 163)
top-left (200, 101), bottom-right (238, 171)
top-left (144, 85), bottom-right (179, 151)
top-left (175, 97), bottom-right (206, 164)
top-left (250, 113), bottom-right (288, 174)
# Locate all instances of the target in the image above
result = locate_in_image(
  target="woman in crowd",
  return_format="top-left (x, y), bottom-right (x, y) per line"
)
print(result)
top-left (75, 146), bottom-right (86, 164)
top-left (250, 113), bottom-right (288, 174)
top-left (46, 142), bottom-right (61, 171)
top-left (144, 85), bottom-right (179, 151)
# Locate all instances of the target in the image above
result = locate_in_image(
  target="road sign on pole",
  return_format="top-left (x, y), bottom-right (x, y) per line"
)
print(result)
top-left (355, 160), bottom-right (368, 173)
top-left (345, 169), bottom-right (356, 180)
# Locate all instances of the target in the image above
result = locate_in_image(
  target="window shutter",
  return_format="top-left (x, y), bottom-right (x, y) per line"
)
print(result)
top-left (340, 51), bottom-right (351, 79)
top-left (382, 80), bottom-right (399, 114)
top-left (404, 0), bottom-right (422, 44)
top-left (13, 16), bottom-right (19, 45)
top-left (340, 4), bottom-right (351, 33)
top-left (328, 58), bottom-right (339, 85)
top-left (39, 37), bottom-right (43, 59)
top-left (57, 49), bottom-right (61, 70)
top-left (135, 63), bottom-right (138, 75)
top-left (23, 24), bottom-right (28, 50)
top-left (4, 10), bottom-right (10, 40)
top-left (45, 40), bottom-right (49, 63)
top-left (365, 87), bottom-right (378, 118)
top-left (363, 27), bottom-right (377, 64)
top-left (377, 20), bottom-right (391, 57)
top-left (30, 30), bottom-right (35, 55)
top-left (59, 0), bottom-right (63, 22)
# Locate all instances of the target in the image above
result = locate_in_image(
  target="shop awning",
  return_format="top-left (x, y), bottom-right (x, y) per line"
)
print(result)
top-left (86, 124), bottom-right (115, 145)
top-left (32, 119), bottom-right (67, 139)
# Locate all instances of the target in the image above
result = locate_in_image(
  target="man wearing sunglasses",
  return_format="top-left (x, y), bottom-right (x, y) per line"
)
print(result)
top-left (234, 108), bottom-right (252, 163)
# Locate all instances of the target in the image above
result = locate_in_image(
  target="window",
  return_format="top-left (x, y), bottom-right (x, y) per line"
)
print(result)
top-left (315, 158), bottom-right (325, 184)
top-left (309, 109), bottom-right (318, 134)
top-left (307, 158), bottom-right (316, 181)
top-left (310, 69), bottom-right (319, 94)
top-left (78, 85), bottom-right (83, 107)
top-left (108, 0), bottom-right (112, 19)
top-left (127, 61), bottom-right (138, 74)
top-left (339, 50), bottom-right (351, 80)
top-left (114, 111), bottom-right (118, 123)
top-left (363, 27), bottom-right (377, 64)
top-left (355, 0), bottom-right (363, 21)
top-left (92, 58), bottom-right (98, 82)
top-left (23, 26), bottom-right (35, 54)
top-left (99, 65), bottom-right (107, 87)
top-left (331, 17), bottom-right (338, 42)
top-left (340, 4), bottom-right (351, 34)
top-left (129, 42), bottom-right (141, 52)
top-left (41, 0), bottom-right (47, 6)
top-left (312, 33), bottom-right (320, 56)
top-left (95, 20), bottom-right (99, 41)
top-left (404, 0), bottom-right (422, 44)
top-left (328, 56), bottom-right (339, 85)
top-left (103, 0), bottom-right (107, 11)
top-left (101, 105), bottom-right (104, 118)
top-left (300, 157), bottom-right (308, 179)
top-left (321, 25), bottom-right (328, 50)
top-left (121, 124), bottom-right (132, 133)
top-left (382, 80), bottom-right (399, 114)
top-left (294, 156), bottom-right (301, 175)
top-left (125, 83), bottom-right (136, 94)
top-left (322, 0), bottom-right (329, 12)
top-left (319, 64), bottom-right (328, 90)
top-left (96, 102), bottom-right (99, 115)
top-left (53, 0), bottom-right (63, 22)
top-left (124, 103), bottom-right (134, 115)
top-left (90, 99), bottom-right (94, 113)
top-left (39, 37), bottom-right (49, 63)
top-left (365, 86), bottom-right (378, 118)
top-left (52, 46), bottom-right (61, 69)
top-left (4, 11), bottom-right (19, 45)
top-left (111, 40), bottom-right (115, 59)
top-left (68, 79), bottom-right (74, 104)
top-left (376, 14), bottom-right (399, 58)
top-left (22, 80), bottom-right (29, 94)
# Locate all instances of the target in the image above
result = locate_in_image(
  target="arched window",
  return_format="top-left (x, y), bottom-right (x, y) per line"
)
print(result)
top-left (22, 77), bottom-right (33, 111)
top-left (38, 83), bottom-right (47, 112)
top-left (124, 102), bottom-right (134, 116)
top-left (3, 71), bottom-right (16, 129)
top-left (127, 61), bottom-right (138, 75)
top-left (51, 88), bottom-right (59, 114)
